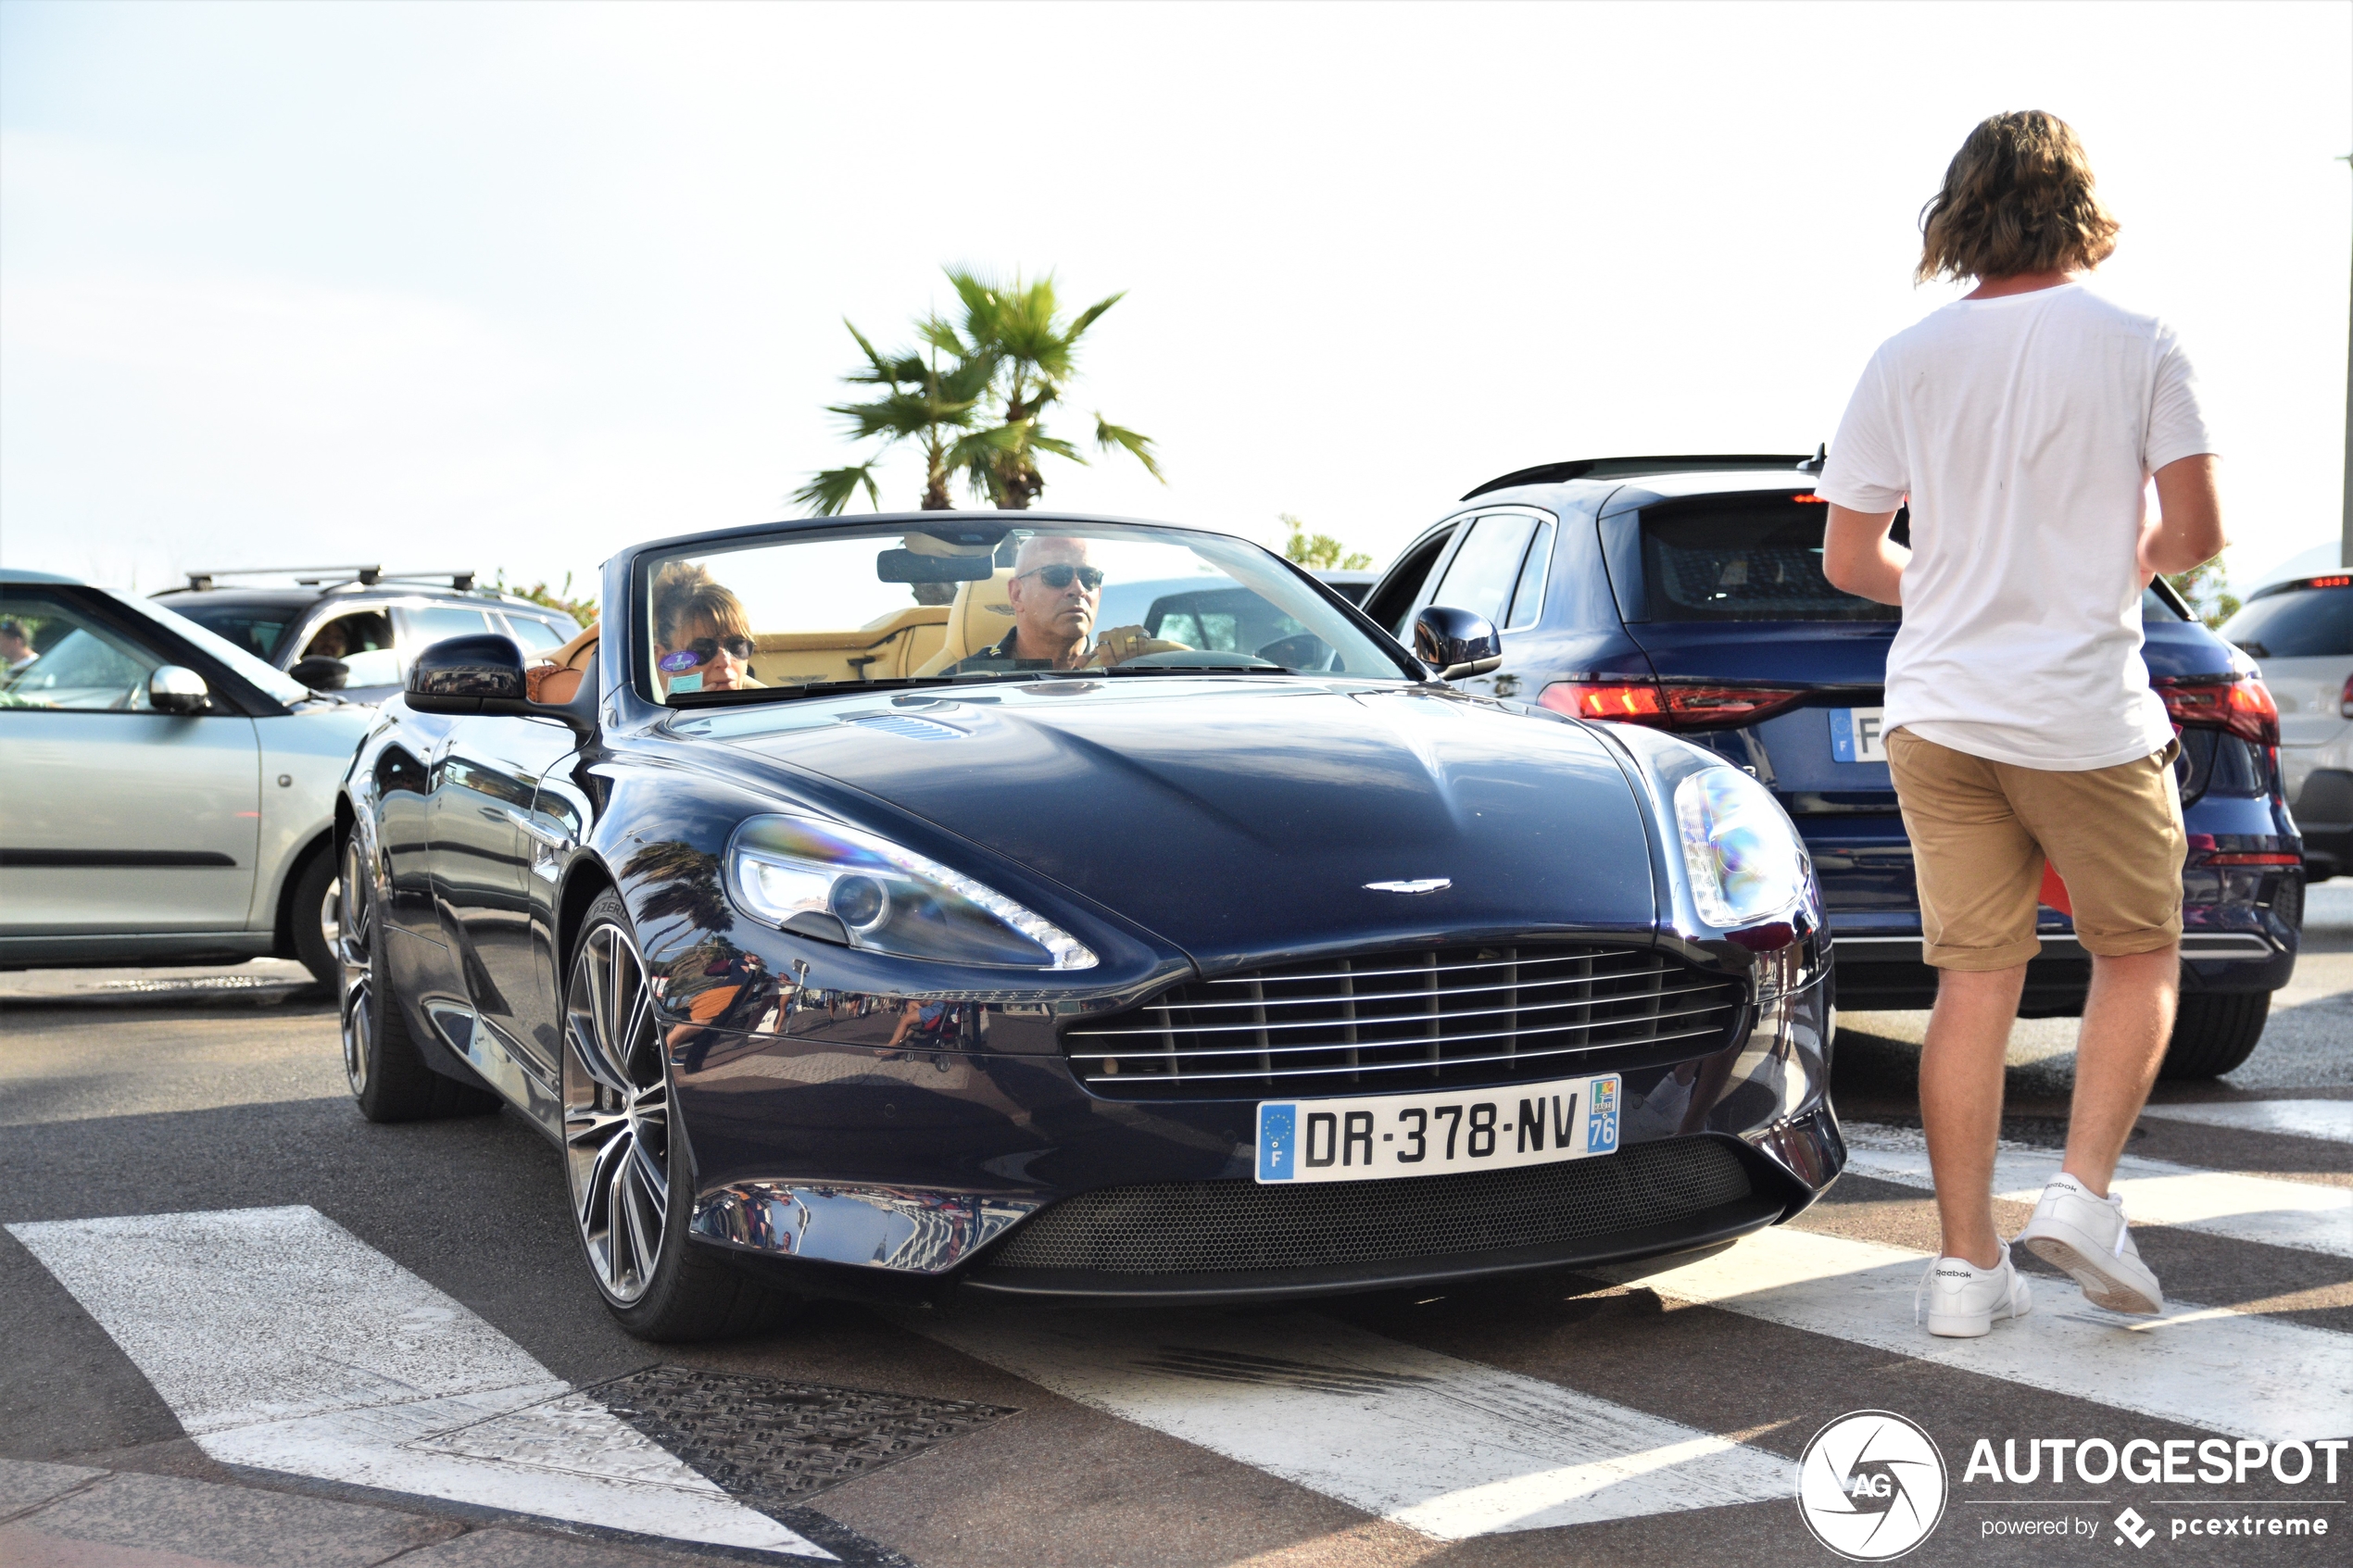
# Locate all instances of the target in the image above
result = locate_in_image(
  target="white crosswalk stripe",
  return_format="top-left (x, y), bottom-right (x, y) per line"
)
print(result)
top-left (1840, 1122), bottom-right (2353, 1260)
top-left (908, 1306), bottom-right (1796, 1539)
top-left (1599, 1226), bottom-right (2353, 1446)
top-left (2136, 1098), bottom-right (2353, 1146)
top-left (4, 1206), bottom-right (830, 1560)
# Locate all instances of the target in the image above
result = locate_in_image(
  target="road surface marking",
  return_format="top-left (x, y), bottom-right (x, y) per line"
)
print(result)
top-left (911, 1306), bottom-right (1793, 1539)
top-left (2135, 1098), bottom-right (2353, 1147)
top-left (1600, 1226), bottom-right (2351, 1445)
top-left (1840, 1122), bottom-right (2353, 1260)
top-left (6, 1205), bottom-right (828, 1559)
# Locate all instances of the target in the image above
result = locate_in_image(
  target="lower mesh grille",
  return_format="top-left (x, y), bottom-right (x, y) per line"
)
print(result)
top-left (985, 1137), bottom-right (1754, 1275)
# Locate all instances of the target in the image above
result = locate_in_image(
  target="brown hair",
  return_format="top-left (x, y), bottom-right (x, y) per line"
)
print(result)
top-left (1916, 111), bottom-right (2120, 283)
top-left (651, 561), bottom-right (749, 647)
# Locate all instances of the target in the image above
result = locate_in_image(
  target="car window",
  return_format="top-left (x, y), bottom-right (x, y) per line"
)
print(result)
top-left (2221, 587), bottom-right (2352, 659)
top-left (116, 593), bottom-right (310, 705)
top-left (1429, 514), bottom-right (1539, 628)
top-left (1505, 521), bottom-right (1555, 629)
top-left (169, 601), bottom-right (299, 661)
top-left (641, 521), bottom-right (1412, 704)
top-left (503, 614), bottom-right (569, 652)
top-left (402, 607), bottom-right (495, 649)
top-left (304, 610), bottom-right (400, 685)
top-left (1637, 494), bottom-right (1901, 622)
top-left (0, 588), bottom-right (170, 711)
top-left (1364, 527), bottom-right (1458, 637)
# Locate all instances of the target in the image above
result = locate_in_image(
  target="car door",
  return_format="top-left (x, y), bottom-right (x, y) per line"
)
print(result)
top-left (1422, 509), bottom-right (1555, 698)
top-left (0, 584), bottom-right (259, 935)
top-left (427, 710), bottom-right (583, 1072)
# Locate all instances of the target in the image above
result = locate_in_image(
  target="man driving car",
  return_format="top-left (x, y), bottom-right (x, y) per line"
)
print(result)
top-left (955, 535), bottom-right (1178, 671)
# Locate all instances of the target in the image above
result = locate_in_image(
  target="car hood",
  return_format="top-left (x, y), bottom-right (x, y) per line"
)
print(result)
top-left (702, 680), bottom-right (1657, 969)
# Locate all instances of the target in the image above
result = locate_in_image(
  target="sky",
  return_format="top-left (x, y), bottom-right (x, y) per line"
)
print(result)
top-left (3, 0), bottom-right (2347, 608)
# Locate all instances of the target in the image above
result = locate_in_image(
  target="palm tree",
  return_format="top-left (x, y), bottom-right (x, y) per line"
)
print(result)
top-left (933, 269), bottom-right (1164, 509)
top-left (791, 322), bottom-right (997, 515)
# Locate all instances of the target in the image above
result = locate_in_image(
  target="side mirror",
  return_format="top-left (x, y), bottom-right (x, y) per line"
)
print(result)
top-left (288, 656), bottom-right (349, 692)
top-left (1413, 606), bottom-right (1504, 682)
top-left (405, 633), bottom-right (526, 712)
top-left (148, 665), bottom-right (211, 715)
top-left (404, 632), bottom-right (598, 740)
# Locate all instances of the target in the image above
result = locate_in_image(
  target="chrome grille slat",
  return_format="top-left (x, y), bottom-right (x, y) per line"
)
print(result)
top-left (1072, 1000), bottom-right (1736, 1058)
top-left (1067, 942), bottom-right (1744, 1101)
top-left (1078, 1022), bottom-right (1731, 1084)
top-left (1080, 982), bottom-right (1735, 1036)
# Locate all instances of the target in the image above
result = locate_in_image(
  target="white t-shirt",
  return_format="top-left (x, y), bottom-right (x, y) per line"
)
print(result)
top-left (1817, 282), bottom-right (2216, 771)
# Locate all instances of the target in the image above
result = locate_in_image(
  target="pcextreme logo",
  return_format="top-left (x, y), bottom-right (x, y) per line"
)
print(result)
top-left (1797, 1410), bottom-right (1950, 1561)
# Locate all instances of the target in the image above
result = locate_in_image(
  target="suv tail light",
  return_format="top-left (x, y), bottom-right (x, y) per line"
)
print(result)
top-left (2341, 673), bottom-right (2352, 721)
top-left (2155, 674), bottom-right (2280, 747)
top-left (1539, 681), bottom-right (1806, 730)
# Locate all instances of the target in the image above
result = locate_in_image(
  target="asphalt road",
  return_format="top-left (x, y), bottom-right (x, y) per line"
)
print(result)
top-left (3, 893), bottom-right (2347, 1568)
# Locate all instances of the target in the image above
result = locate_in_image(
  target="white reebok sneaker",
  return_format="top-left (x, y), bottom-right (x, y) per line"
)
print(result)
top-left (1915, 1239), bottom-right (2033, 1338)
top-left (2016, 1172), bottom-right (2164, 1315)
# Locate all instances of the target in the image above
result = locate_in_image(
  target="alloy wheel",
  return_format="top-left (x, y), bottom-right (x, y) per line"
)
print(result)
top-left (337, 838), bottom-right (373, 1097)
top-left (563, 921), bottom-right (671, 1305)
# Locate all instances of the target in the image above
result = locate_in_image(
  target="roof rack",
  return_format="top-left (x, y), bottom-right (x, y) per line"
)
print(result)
top-left (1460, 449), bottom-right (1824, 502)
top-left (178, 566), bottom-right (479, 593)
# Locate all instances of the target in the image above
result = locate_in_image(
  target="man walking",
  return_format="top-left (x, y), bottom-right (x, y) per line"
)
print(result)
top-left (1818, 110), bottom-right (2226, 1336)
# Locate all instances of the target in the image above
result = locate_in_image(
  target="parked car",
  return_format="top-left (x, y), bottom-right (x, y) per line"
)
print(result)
top-left (2217, 573), bottom-right (2351, 882)
top-left (153, 566), bottom-right (581, 704)
top-left (1362, 455), bottom-right (2303, 1079)
top-left (338, 511), bottom-right (1841, 1339)
top-left (0, 568), bottom-right (377, 985)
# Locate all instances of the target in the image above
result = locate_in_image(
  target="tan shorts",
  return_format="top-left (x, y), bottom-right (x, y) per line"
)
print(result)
top-left (1885, 729), bottom-right (2186, 971)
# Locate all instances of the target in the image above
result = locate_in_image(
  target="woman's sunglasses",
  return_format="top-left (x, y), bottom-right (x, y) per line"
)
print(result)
top-left (659, 635), bottom-right (755, 673)
top-left (1015, 563), bottom-right (1105, 592)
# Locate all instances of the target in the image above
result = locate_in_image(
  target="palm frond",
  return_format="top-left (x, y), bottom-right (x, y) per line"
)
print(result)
top-left (1031, 433), bottom-right (1084, 462)
top-left (1094, 417), bottom-right (1164, 482)
top-left (789, 464), bottom-right (882, 518)
top-left (1067, 292), bottom-right (1126, 340)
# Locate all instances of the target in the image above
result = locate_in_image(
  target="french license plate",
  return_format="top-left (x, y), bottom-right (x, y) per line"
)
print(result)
top-left (1829, 706), bottom-right (1887, 763)
top-left (1255, 1073), bottom-right (1620, 1184)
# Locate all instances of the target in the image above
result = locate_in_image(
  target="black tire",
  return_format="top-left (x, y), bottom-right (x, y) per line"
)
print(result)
top-left (290, 846), bottom-right (339, 989)
top-left (340, 834), bottom-right (502, 1122)
top-left (2158, 991), bottom-right (2271, 1080)
top-left (562, 891), bottom-right (793, 1342)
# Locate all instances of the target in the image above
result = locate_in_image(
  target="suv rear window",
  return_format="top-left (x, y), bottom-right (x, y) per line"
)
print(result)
top-left (1638, 495), bottom-right (1898, 622)
top-left (2221, 584), bottom-right (2352, 659)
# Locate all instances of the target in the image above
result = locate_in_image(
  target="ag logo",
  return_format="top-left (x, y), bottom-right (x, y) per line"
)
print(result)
top-left (1796, 1410), bottom-right (1948, 1561)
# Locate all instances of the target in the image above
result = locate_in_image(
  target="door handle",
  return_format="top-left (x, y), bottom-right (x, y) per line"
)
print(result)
top-left (503, 808), bottom-right (572, 850)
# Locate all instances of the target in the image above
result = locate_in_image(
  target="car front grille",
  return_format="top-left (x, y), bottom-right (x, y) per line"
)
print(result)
top-left (1063, 943), bottom-right (1743, 1100)
top-left (984, 1135), bottom-right (1755, 1275)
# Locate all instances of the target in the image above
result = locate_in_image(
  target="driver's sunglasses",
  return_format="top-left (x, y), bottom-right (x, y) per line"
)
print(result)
top-left (1016, 563), bottom-right (1105, 593)
top-left (661, 634), bottom-right (755, 671)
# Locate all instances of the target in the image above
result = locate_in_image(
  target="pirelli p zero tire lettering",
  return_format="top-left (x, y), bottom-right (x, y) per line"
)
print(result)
top-left (340, 832), bottom-right (499, 1123)
top-left (560, 891), bottom-right (792, 1342)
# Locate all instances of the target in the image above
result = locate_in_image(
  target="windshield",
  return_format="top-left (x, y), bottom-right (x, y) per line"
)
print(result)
top-left (119, 592), bottom-right (312, 706)
top-left (638, 521), bottom-right (1409, 705)
top-left (2220, 586), bottom-right (2351, 659)
top-left (170, 599), bottom-right (300, 661)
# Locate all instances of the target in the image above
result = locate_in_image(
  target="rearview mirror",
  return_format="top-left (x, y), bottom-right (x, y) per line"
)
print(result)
top-left (875, 548), bottom-right (995, 584)
top-left (148, 665), bottom-right (211, 715)
top-left (1413, 606), bottom-right (1504, 682)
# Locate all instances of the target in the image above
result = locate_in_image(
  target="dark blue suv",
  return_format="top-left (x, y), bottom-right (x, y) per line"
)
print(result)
top-left (1362, 455), bottom-right (2303, 1078)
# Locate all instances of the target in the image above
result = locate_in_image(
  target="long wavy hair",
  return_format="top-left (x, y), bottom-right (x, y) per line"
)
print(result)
top-left (1916, 111), bottom-right (2120, 283)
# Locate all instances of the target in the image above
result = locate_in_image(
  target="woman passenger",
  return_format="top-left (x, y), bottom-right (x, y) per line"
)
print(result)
top-left (652, 562), bottom-right (756, 698)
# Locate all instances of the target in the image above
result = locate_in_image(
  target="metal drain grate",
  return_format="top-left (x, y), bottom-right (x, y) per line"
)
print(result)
top-left (592, 1365), bottom-right (1015, 1505)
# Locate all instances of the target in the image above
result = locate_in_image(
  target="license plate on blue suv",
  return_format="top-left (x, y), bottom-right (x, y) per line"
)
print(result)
top-left (1830, 706), bottom-right (1888, 763)
top-left (1254, 1073), bottom-right (1620, 1184)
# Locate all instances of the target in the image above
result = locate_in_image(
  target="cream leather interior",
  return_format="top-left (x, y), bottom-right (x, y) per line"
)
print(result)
top-left (911, 570), bottom-right (1019, 676)
top-left (746, 606), bottom-right (950, 686)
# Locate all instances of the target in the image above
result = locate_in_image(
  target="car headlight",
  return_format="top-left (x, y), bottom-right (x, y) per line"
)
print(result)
top-left (727, 814), bottom-right (1097, 971)
top-left (1674, 768), bottom-right (1806, 930)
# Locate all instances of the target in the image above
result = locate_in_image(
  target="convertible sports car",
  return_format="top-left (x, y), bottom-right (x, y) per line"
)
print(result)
top-left (339, 513), bottom-right (1842, 1339)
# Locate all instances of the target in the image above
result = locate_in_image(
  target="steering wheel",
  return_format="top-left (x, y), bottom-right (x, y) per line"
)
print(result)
top-left (1254, 633), bottom-right (1335, 671)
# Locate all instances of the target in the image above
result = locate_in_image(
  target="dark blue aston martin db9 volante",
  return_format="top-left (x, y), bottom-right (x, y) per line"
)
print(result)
top-left (338, 513), bottom-right (1843, 1339)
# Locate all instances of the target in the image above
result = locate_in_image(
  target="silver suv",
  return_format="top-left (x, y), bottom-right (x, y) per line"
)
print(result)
top-left (2220, 572), bottom-right (2352, 881)
top-left (1, 569), bottom-right (377, 985)
top-left (153, 566), bottom-right (581, 704)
